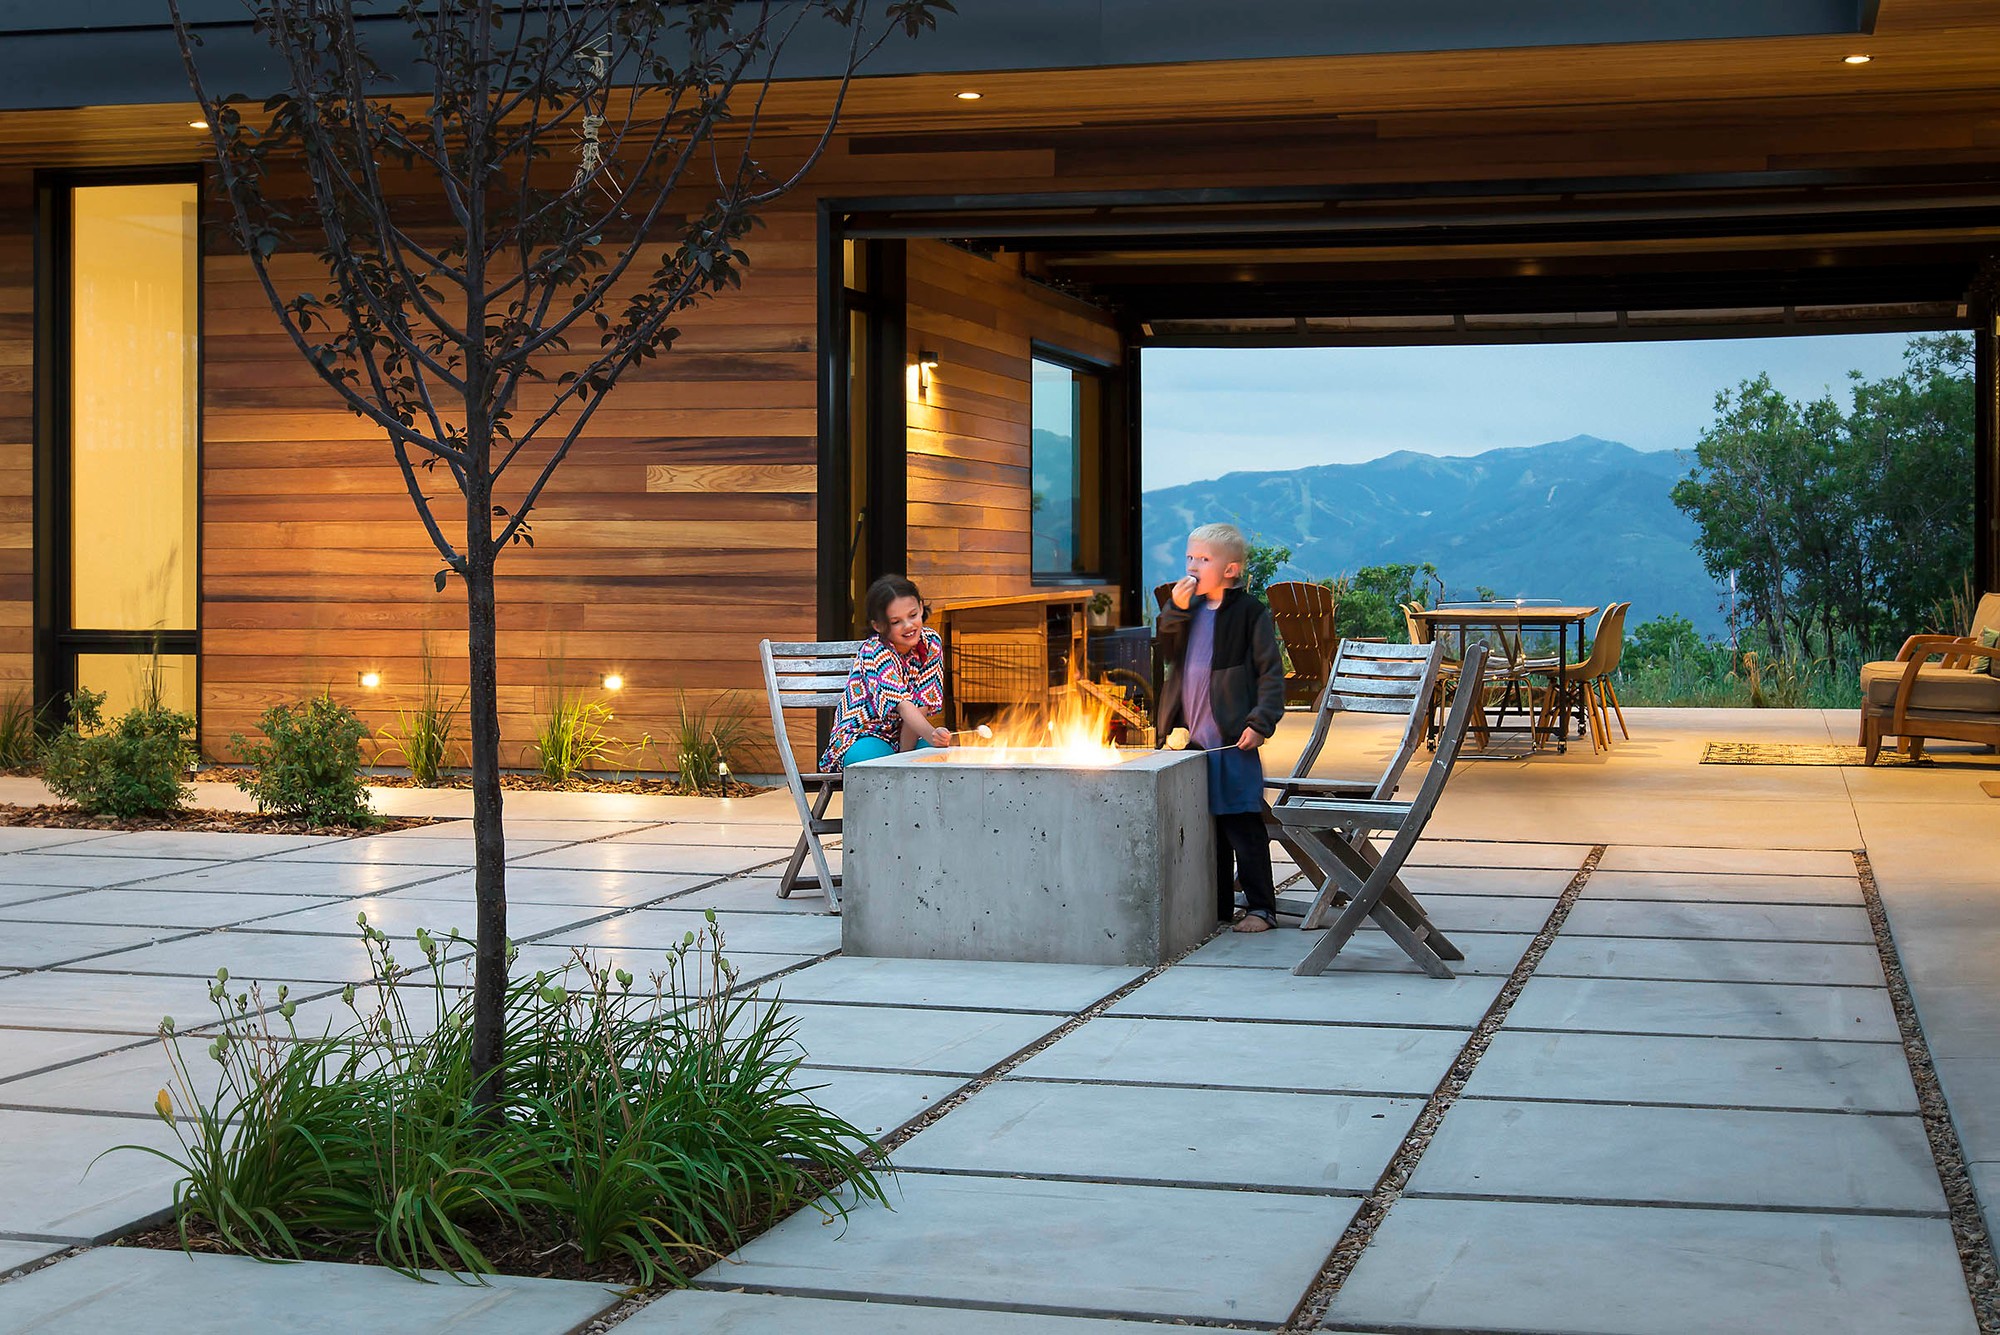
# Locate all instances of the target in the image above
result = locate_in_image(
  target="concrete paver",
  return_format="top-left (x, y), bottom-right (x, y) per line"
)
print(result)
top-left (765, 956), bottom-right (1141, 1013)
top-left (1410, 1100), bottom-right (1944, 1212)
top-left (1560, 900), bottom-right (1874, 943)
top-left (709, 1172), bottom-right (1359, 1325)
top-left (0, 1029), bottom-right (138, 1084)
top-left (1187, 924), bottom-right (1533, 975)
top-left (1504, 975), bottom-right (1900, 1040)
top-left (0, 923), bottom-right (185, 970)
top-left (1110, 964), bottom-right (1505, 1028)
top-left (543, 908), bottom-right (841, 956)
top-left (1015, 1016), bottom-right (1464, 1096)
top-left (1537, 935), bottom-right (1887, 986)
top-left (897, 1079), bottom-right (1418, 1192)
top-left (1594, 845), bottom-right (1860, 877)
top-left (0, 890), bottom-right (336, 930)
top-left (1579, 869), bottom-right (1862, 904)
top-left (786, 1068), bottom-right (969, 1142)
top-left (753, 1000), bottom-right (1066, 1075)
top-left (619, 1290), bottom-right (1182, 1333)
top-left (1325, 1198), bottom-right (1975, 1334)
top-left (0, 1248), bottom-right (618, 1334)
top-left (0, 855), bottom-right (223, 888)
top-left (511, 842), bottom-right (784, 876)
top-left (122, 860), bottom-right (455, 897)
top-left (0, 1109), bottom-right (183, 1241)
top-left (1462, 1031), bottom-right (1919, 1111)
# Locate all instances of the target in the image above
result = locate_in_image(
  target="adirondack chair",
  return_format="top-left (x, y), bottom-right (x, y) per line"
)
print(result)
top-left (1267, 581), bottom-right (1340, 707)
top-left (1264, 638), bottom-right (1446, 928)
top-left (759, 638), bottom-right (864, 912)
top-left (1273, 644), bottom-right (1491, 978)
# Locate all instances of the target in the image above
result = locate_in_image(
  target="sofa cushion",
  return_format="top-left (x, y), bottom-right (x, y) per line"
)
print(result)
top-left (1973, 591), bottom-right (2000, 642)
top-left (1861, 661), bottom-right (2000, 712)
top-left (1976, 626), bottom-right (2000, 676)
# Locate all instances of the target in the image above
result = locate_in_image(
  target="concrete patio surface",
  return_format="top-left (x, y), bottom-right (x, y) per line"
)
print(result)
top-left (0, 706), bottom-right (1992, 1333)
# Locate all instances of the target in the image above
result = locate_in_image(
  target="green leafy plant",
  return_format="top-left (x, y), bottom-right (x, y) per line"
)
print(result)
top-left (529, 678), bottom-right (619, 784)
top-left (671, 691), bottom-right (751, 795)
top-left (377, 640), bottom-right (463, 787)
top-left (232, 694), bottom-right (374, 826)
top-left (40, 688), bottom-right (196, 817)
top-left (0, 690), bottom-right (43, 770)
top-left (125, 917), bottom-right (883, 1285)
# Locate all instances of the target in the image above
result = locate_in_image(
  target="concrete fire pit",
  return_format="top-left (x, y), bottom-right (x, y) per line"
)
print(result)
top-left (841, 748), bottom-right (1215, 967)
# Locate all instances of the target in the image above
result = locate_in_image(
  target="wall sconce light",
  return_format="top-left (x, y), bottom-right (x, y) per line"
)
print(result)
top-left (917, 349), bottom-right (940, 395)
top-left (358, 671), bottom-right (381, 689)
top-left (602, 673), bottom-right (625, 692)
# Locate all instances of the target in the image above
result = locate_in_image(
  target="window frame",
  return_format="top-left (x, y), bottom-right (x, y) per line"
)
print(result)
top-left (1028, 340), bottom-right (1113, 587)
top-left (34, 167), bottom-right (205, 722)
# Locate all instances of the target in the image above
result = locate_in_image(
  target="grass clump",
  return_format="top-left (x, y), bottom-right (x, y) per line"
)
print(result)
top-left (0, 690), bottom-right (42, 770)
top-left (378, 643), bottom-right (463, 786)
top-left (128, 917), bottom-right (880, 1285)
top-left (41, 688), bottom-right (195, 817)
top-left (232, 694), bottom-right (374, 826)
top-left (671, 691), bottom-right (750, 795)
top-left (528, 678), bottom-right (618, 783)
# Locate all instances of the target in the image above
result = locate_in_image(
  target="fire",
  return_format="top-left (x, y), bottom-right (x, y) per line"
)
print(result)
top-left (953, 653), bottom-right (1125, 767)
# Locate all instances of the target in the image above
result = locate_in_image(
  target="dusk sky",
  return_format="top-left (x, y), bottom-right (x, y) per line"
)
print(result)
top-left (1138, 332), bottom-right (1918, 489)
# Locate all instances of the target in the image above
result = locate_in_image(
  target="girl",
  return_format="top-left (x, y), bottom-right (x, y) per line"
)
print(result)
top-left (1156, 524), bottom-right (1286, 932)
top-left (822, 574), bottom-right (953, 771)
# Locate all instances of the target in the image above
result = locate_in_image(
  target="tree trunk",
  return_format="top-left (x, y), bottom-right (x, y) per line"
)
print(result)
top-left (464, 506), bottom-right (507, 1115)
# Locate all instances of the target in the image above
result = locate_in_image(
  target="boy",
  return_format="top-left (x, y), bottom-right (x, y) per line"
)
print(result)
top-left (1156, 523), bottom-right (1286, 933)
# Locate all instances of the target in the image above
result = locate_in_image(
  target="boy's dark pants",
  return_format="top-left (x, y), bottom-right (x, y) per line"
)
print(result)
top-left (1215, 811), bottom-right (1277, 922)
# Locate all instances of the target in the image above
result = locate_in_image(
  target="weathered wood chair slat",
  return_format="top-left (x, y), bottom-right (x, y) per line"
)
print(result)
top-left (760, 638), bottom-right (864, 912)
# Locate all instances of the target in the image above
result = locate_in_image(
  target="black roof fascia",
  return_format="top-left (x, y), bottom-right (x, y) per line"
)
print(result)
top-left (0, 0), bottom-right (1872, 113)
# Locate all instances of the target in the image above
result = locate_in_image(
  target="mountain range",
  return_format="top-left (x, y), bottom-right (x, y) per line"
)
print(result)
top-left (1140, 435), bottom-right (1727, 635)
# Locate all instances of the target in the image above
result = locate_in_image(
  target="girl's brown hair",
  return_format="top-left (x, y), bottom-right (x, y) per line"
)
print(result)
top-left (863, 574), bottom-right (924, 630)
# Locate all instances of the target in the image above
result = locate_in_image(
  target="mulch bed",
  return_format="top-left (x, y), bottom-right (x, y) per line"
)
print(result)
top-left (0, 803), bottom-right (448, 836)
top-left (198, 767), bottom-right (768, 799)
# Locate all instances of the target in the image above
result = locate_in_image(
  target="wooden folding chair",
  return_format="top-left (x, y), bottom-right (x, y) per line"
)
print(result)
top-left (1264, 638), bottom-right (1446, 928)
top-left (1274, 645), bottom-right (1490, 978)
top-left (759, 638), bottom-right (863, 913)
top-left (1267, 581), bottom-right (1340, 708)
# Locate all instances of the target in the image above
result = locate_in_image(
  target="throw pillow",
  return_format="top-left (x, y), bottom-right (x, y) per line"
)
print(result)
top-left (1977, 626), bottom-right (2000, 677)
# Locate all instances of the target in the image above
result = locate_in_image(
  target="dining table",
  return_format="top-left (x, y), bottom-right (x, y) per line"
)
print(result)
top-left (1410, 603), bottom-right (1600, 753)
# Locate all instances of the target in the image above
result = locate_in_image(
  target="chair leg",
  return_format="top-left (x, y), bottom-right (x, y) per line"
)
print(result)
top-left (1862, 715), bottom-right (1882, 765)
top-left (1603, 678), bottom-right (1630, 739)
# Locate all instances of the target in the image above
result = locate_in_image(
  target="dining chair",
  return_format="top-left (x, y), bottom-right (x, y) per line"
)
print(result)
top-left (1530, 602), bottom-right (1629, 752)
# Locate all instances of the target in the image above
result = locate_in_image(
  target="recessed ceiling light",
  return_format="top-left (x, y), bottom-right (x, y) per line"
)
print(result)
top-left (955, 90), bottom-right (982, 100)
top-left (189, 119), bottom-right (209, 129)
top-left (1843, 53), bottom-right (1872, 64)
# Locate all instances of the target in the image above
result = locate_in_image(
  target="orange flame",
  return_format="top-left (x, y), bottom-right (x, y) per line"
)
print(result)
top-left (953, 652), bottom-right (1124, 766)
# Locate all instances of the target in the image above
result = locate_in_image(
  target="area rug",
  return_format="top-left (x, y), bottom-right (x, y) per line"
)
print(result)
top-left (1700, 742), bottom-right (1922, 767)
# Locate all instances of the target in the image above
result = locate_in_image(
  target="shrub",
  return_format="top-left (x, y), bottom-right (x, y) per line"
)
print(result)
top-left (41, 689), bottom-right (196, 817)
top-left (232, 694), bottom-right (374, 826)
top-left (671, 691), bottom-right (750, 794)
top-left (529, 679), bottom-right (618, 783)
top-left (128, 917), bottom-right (883, 1285)
top-left (0, 690), bottom-right (42, 770)
top-left (377, 642), bottom-right (462, 786)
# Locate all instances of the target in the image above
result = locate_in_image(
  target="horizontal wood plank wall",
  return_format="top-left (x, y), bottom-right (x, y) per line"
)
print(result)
top-left (0, 170), bottom-right (29, 695)
top-left (904, 241), bottom-right (1120, 607)
top-left (200, 205), bottom-right (820, 773)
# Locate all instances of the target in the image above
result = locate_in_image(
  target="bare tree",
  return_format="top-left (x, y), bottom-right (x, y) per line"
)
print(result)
top-left (169, 0), bottom-right (949, 1109)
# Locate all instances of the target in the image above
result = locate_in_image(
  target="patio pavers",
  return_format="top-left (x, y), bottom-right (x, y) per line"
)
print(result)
top-left (786, 1067), bottom-right (969, 1142)
top-left (0, 970), bottom-right (338, 1035)
top-left (1408, 1100), bottom-right (1944, 1212)
top-left (121, 859), bottom-right (458, 897)
top-left (895, 1079), bottom-right (1419, 1193)
top-left (0, 1028), bottom-right (139, 1083)
top-left (0, 1109), bottom-right (183, 1241)
top-left (266, 837), bottom-right (572, 866)
top-left (1394, 865), bottom-right (1575, 897)
top-left (52, 928), bottom-right (421, 985)
top-left (542, 907), bottom-right (841, 956)
top-left (0, 886), bottom-right (87, 910)
top-left (751, 1000), bottom-right (1066, 1076)
top-left (0, 1040), bottom-right (220, 1118)
top-left (0, 855), bottom-right (224, 888)
top-left (1109, 963), bottom-right (1505, 1029)
top-left (253, 894), bottom-right (616, 942)
top-left (397, 866), bottom-right (713, 907)
top-left (39, 831), bottom-right (341, 860)
top-left (1323, 1198), bottom-right (1976, 1335)
top-left (618, 1289), bottom-right (1182, 1333)
top-left (762, 957), bottom-right (1141, 1013)
top-left (1504, 975), bottom-right (1900, 1041)
top-left (510, 842), bottom-right (786, 876)
top-left (0, 889), bottom-right (337, 931)
top-left (0, 1248), bottom-right (620, 1334)
top-left (0, 828), bottom-right (115, 853)
top-left (1014, 1016), bottom-right (1463, 1097)
top-left (1560, 899), bottom-right (1875, 943)
top-left (1593, 844), bottom-right (1859, 877)
top-left (1578, 869), bottom-right (1863, 904)
top-left (1537, 935), bottom-right (1887, 986)
top-left (1186, 924), bottom-right (1534, 976)
top-left (1461, 1031), bottom-right (1920, 1112)
top-left (0, 1241), bottom-right (59, 1278)
top-left (650, 876), bottom-right (825, 914)
top-left (0, 923), bottom-right (186, 970)
top-left (705, 1172), bottom-right (1359, 1325)
top-left (1405, 840), bottom-right (1593, 870)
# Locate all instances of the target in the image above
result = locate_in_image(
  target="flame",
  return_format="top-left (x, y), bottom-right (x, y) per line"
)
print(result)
top-left (952, 652), bottom-right (1125, 766)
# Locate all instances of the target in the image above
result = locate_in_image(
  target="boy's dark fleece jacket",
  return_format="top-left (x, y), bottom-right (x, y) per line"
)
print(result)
top-left (1155, 586), bottom-right (1285, 744)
